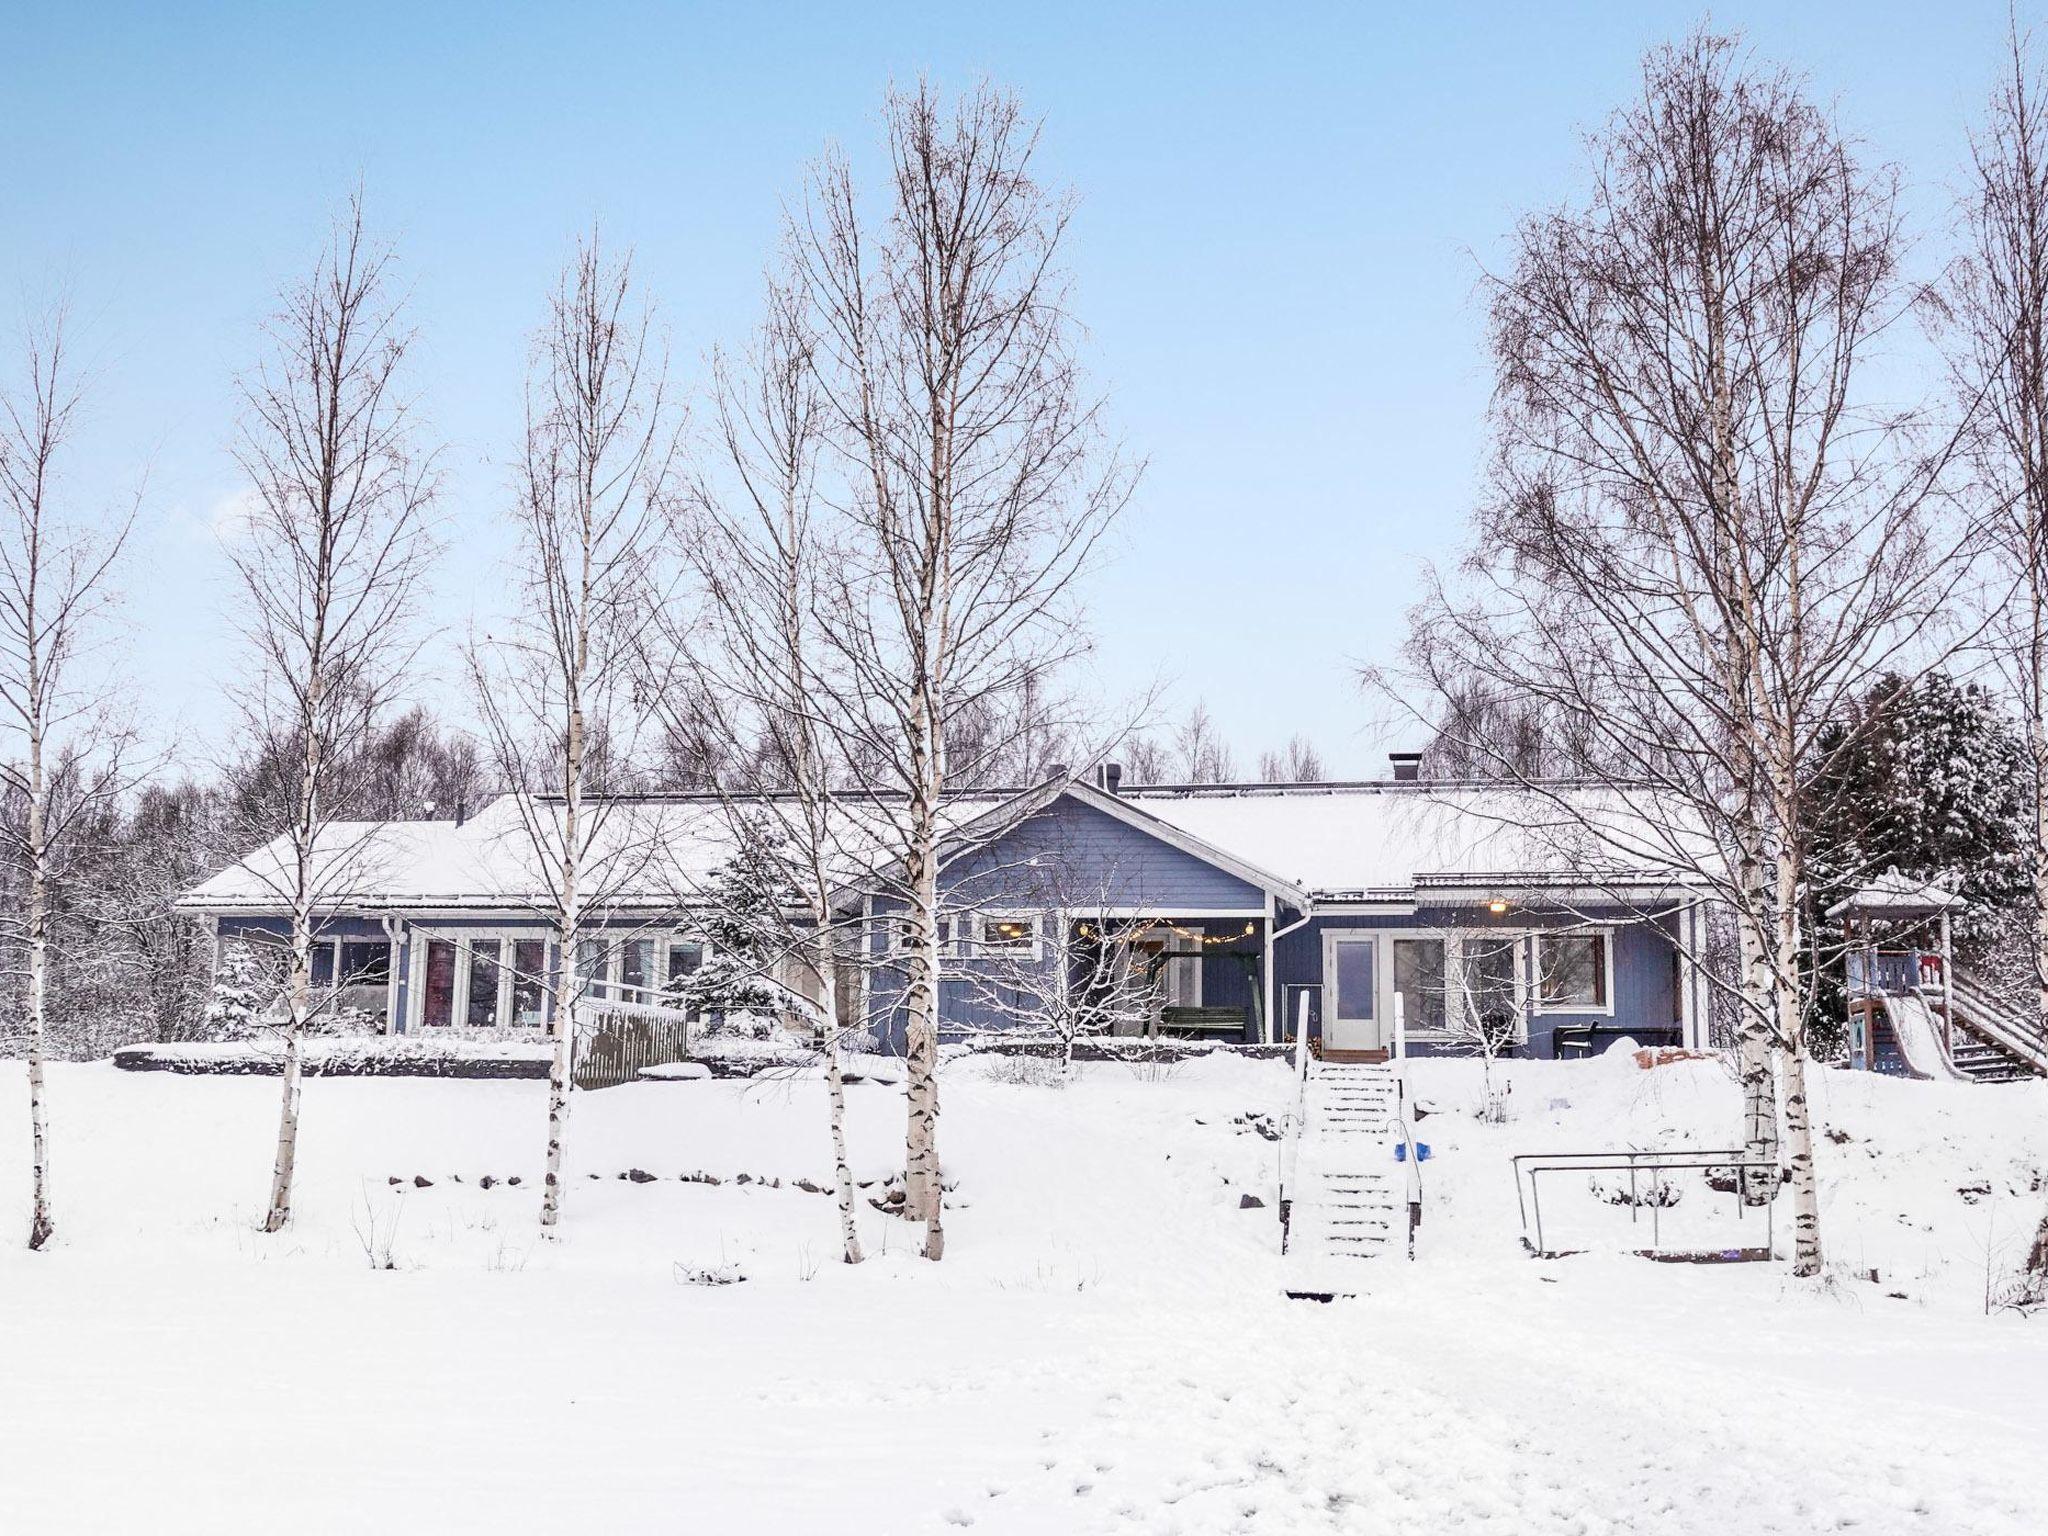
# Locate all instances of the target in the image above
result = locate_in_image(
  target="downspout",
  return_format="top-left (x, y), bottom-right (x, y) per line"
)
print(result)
top-left (378, 914), bottom-right (404, 1036)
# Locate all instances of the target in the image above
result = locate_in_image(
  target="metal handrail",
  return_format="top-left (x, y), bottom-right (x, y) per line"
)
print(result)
top-left (1511, 1148), bottom-right (1777, 1258)
top-left (1278, 989), bottom-right (1312, 1251)
top-left (1942, 975), bottom-right (2048, 1068)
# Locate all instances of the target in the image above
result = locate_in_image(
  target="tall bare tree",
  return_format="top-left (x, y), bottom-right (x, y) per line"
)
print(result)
top-left (662, 274), bottom-right (865, 1264)
top-left (786, 82), bottom-right (1134, 1258)
top-left (1937, 21), bottom-right (2048, 1035)
top-left (1387, 32), bottom-right (1965, 1276)
top-left (229, 197), bottom-right (438, 1233)
top-left (1170, 701), bottom-right (1236, 784)
top-left (469, 231), bottom-right (678, 1233)
top-left (1257, 734), bottom-right (1325, 783)
top-left (0, 309), bottom-right (134, 1249)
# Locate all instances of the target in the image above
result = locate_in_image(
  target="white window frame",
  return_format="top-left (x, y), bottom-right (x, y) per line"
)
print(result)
top-left (1321, 929), bottom-right (1378, 1028)
top-left (1451, 929), bottom-right (1532, 1043)
top-left (408, 928), bottom-right (705, 1032)
top-left (895, 914), bottom-right (958, 956)
top-left (306, 935), bottom-right (398, 1025)
top-left (1385, 931), bottom-right (1453, 1040)
top-left (1530, 926), bottom-right (1616, 1016)
top-left (971, 909), bottom-right (1044, 964)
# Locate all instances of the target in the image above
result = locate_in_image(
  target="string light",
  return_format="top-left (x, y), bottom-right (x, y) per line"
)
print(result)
top-left (1075, 919), bottom-right (1258, 946)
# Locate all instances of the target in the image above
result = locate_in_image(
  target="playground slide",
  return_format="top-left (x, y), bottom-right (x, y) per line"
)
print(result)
top-left (1878, 992), bottom-right (1972, 1082)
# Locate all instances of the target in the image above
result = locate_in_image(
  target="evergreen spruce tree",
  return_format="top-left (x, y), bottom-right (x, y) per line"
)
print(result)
top-left (676, 824), bottom-right (807, 1030)
top-left (201, 939), bottom-right (285, 1041)
top-left (1807, 672), bottom-right (2032, 1046)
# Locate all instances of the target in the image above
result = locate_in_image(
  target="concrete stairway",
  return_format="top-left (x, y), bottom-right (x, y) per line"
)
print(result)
top-left (1281, 1059), bottom-right (1406, 1297)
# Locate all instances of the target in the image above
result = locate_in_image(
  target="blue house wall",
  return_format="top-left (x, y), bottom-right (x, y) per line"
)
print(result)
top-left (865, 797), bottom-right (1271, 1048)
top-left (862, 794), bottom-right (1684, 1058)
top-left (1272, 908), bottom-right (1678, 1059)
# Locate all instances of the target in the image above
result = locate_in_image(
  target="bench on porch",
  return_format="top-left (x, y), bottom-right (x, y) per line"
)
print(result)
top-left (1553, 1022), bottom-right (1682, 1059)
top-left (1159, 1005), bottom-right (1251, 1040)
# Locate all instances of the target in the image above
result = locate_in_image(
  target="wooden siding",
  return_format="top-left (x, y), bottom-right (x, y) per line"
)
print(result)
top-left (943, 797), bottom-right (1268, 913)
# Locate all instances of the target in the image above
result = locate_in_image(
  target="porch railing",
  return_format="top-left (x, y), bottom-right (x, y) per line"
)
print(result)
top-left (1846, 949), bottom-right (1943, 996)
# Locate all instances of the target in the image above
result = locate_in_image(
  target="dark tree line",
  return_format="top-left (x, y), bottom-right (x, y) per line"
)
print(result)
top-left (2, 703), bottom-right (491, 1059)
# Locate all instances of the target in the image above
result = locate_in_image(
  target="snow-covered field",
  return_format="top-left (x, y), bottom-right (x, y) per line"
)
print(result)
top-left (2, 1050), bottom-right (2045, 1534)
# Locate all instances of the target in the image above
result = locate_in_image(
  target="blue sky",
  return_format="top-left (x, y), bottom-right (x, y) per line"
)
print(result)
top-left (1, 2), bottom-right (2026, 776)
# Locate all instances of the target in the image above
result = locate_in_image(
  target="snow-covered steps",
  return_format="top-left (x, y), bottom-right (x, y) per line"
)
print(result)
top-left (1281, 1060), bottom-right (1410, 1297)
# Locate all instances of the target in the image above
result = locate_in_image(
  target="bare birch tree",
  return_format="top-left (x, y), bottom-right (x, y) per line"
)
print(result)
top-left (1257, 735), bottom-right (1325, 783)
top-left (468, 231), bottom-right (678, 1233)
top-left (228, 197), bottom-right (438, 1233)
top-left (659, 274), bottom-right (864, 1264)
top-left (1936, 21), bottom-right (2048, 1035)
top-left (1384, 31), bottom-right (1966, 1276)
top-left (787, 82), bottom-right (1134, 1258)
top-left (0, 309), bottom-right (134, 1249)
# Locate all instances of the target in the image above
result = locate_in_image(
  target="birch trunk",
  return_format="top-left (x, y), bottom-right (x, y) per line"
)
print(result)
top-left (900, 785), bottom-right (945, 1258)
top-left (2029, 581), bottom-right (2048, 1036)
top-left (265, 660), bottom-right (326, 1234)
top-left (24, 700), bottom-right (52, 1250)
top-left (1731, 826), bottom-right (1782, 1204)
top-left (540, 706), bottom-right (584, 1233)
top-left (1776, 1008), bottom-right (1824, 1275)
top-left (818, 968), bottom-right (864, 1265)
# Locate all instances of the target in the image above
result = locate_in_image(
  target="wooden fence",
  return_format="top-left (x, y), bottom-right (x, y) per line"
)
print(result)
top-left (574, 1002), bottom-right (695, 1089)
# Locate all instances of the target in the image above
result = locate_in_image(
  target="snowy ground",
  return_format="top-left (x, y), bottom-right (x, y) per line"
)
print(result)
top-left (2, 1050), bottom-right (2046, 1534)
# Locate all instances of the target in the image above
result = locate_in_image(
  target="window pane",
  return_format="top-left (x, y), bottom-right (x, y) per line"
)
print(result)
top-left (667, 943), bottom-right (704, 986)
top-left (1541, 935), bottom-right (1606, 1008)
top-left (422, 940), bottom-right (457, 1028)
top-left (1333, 940), bottom-right (1375, 1021)
top-left (340, 941), bottom-right (391, 984)
top-left (511, 940), bottom-right (548, 1027)
top-left (466, 940), bottom-right (502, 1027)
top-left (622, 938), bottom-right (653, 995)
top-left (1392, 938), bottom-right (1446, 1031)
top-left (310, 943), bottom-right (335, 988)
top-left (577, 938), bottom-right (609, 998)
top-left (336, 941), bottom-right (392, 1020)
top-left (1461, 936), bottom-right (1519, 1036)
top-left (982, 917), bottom-right (1033, 950)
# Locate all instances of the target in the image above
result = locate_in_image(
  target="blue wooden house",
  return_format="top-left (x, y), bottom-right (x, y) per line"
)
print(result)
top-left (178, 757), bottom-right (1714, 1060)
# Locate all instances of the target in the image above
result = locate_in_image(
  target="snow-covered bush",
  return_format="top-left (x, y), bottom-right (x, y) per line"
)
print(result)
top-left (201, 939), bottom-right (285, 1039)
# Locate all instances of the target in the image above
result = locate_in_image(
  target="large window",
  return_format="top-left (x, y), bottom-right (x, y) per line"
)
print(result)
top-left (422, 940), bottom-right (458, 1028)
top-left (415, 929), bottom-right (713, 1031)
top-left (510, 941), bottom-right (548, 1028)
top-left (1536, 932), bottom-right (1610, 1011)
top-left (1391, 937), bottom-right (1447, 1032)
top-left (465, 940), bottom-right (503, 1027)
top-left (667, 942), bottom-right (704, 990)
top-left (1459, 935), bottom-right (1521, 1044)
top-left (621, 938), bottom-right (655, 1000)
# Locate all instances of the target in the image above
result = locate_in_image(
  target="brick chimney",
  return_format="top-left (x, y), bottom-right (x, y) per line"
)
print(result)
top-left (1388, 752), bottom-right (1422, 782)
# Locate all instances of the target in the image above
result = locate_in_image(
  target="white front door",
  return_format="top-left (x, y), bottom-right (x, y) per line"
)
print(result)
top-left (1324, 933), bottom-right (1381, 1052)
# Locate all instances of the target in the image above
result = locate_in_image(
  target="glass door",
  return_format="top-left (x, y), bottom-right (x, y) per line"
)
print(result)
top-left (1323, 933), bottom-right (1379, 1051)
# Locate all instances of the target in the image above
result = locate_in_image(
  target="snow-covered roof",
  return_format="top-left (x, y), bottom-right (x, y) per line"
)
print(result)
top-left (177, 789), bottom-right (1023, 914)
top-left (1108, 781), bottom-right (1705, 899)
top-left (1824, 869), bottom-right (1965, 920)
top-left (181, 779), bottom-right (1705, 916)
